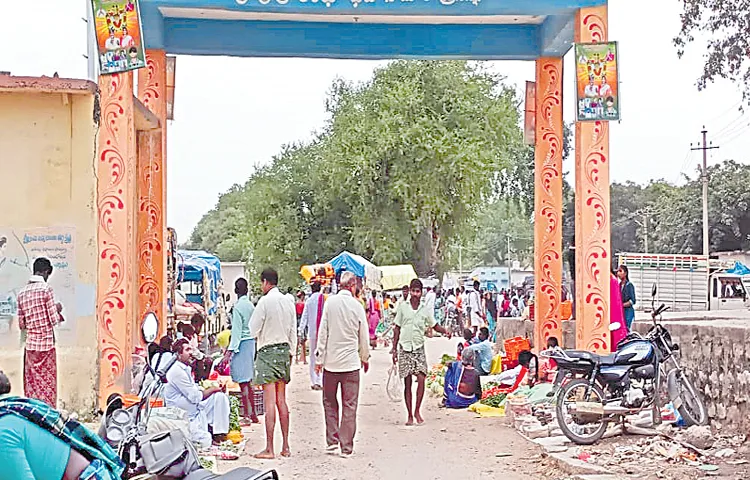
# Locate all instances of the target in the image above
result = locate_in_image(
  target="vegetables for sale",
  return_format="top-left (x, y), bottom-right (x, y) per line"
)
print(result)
top-left (229, 396), bottom-right (241, 432)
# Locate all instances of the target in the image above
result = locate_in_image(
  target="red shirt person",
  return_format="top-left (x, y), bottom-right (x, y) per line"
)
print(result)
top-left (17, 257), bottom-right (64, 407)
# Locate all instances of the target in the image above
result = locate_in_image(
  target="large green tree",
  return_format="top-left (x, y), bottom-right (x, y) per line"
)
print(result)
top-left (188, 60), bottom-right (526, 281)
top-left (323, 61), bottom-right (522, 274)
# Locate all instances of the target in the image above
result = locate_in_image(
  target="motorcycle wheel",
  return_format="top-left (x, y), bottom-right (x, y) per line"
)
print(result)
top-left (555, 378), bottom-right (608, 445)
top-left (667, 369), bottom-right (708, 426)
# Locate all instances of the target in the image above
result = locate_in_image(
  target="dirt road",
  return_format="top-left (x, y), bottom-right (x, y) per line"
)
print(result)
top-left (226, 338), bottom-right (566, 480)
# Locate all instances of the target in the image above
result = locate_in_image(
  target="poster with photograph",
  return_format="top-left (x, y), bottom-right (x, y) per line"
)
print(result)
top-left (575, 42), bottom-right (620, 122)
top-left (91, 0), bottom-right (147, 75)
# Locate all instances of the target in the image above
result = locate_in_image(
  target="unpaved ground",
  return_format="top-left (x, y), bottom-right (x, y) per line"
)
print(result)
top-left (221, 337), bottom-right (567, 479)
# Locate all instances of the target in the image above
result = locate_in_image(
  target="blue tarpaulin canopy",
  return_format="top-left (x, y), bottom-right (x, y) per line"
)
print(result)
top-left (177, 250), bottom-right (222, 315)
top-left (328, 251), bottom-right (382, 290)
top-left (727, 261), bottom-right (750, 276)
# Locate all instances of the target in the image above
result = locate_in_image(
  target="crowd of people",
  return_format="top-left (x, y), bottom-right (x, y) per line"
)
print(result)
top-left (0, 254), bottom-right (644, 478)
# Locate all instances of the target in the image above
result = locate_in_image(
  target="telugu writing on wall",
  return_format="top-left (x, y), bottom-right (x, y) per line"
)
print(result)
top-left (0, 227), bottom-right (76, 339)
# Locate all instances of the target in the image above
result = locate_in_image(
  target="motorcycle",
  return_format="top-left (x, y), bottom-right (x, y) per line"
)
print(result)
top-left (100, 312), bottom-right (279, 479)
top-left (542, 284), bottom-right (708, 445)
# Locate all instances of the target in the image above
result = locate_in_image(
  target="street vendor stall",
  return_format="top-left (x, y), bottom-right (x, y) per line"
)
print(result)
top-left (173, 250), bottom-right (227, 335)
top-left (300, 263), bottom-right (335, 285)
top-left (329, 251), bottom-right (382, 290)
top-left (379, 264), bottom-right (418, 291)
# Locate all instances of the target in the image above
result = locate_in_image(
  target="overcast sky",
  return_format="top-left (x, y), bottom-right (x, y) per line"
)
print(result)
top-left (2, 1), bottom-right (748, 239)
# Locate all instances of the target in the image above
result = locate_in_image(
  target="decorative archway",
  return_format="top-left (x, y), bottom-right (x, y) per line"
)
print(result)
top-left (95, 0), bottom-right (612, 405)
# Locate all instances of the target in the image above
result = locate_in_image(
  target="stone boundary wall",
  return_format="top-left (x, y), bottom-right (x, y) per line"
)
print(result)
top-left (493, 318), bottom-right (750, 433)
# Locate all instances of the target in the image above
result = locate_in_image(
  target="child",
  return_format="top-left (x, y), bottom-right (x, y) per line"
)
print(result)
top-left (539, 336), bottom-right (559, 383)
top-left (456, 328), bottom-right (475, 361)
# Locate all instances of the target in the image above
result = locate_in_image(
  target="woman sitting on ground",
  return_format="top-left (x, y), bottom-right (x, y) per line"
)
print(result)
top-left (0, 371), bottom-right (124, 479)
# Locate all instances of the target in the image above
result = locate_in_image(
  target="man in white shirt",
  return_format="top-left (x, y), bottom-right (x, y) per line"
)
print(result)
top-left (467, 280), bottom-right (485, 334)
top-left (423, 286), bottom-right (436, 324)
top-left (104, 28), bottom-right (120, 51)
top-left (249, 268), bottom-right (297, 460)
top-left (299, 282), bottom-right (326, 390)
top-left (584, 75), bottom-right (600, 98)
top-left (164, 339), bottom-right (229, 448)
top-left (315, 271), bottom-right (370, 457)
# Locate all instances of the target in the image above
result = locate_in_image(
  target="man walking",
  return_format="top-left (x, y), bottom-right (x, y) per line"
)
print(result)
top-left (392, 278), bottom-right (452, 425)
top-left (17, 257), bottom-right (64, 407)
top-left (299, 282), bottom-right (326, 390)
top-left (315, 272), bottom-right (370, 458)
top-left (250, 268), bottom-right (297, 459)
top-left (467, 280), bottom-right (485, 335)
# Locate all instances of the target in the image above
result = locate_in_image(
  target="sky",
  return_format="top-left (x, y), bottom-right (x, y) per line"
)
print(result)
top-left (1, 1), bottom-right (748, 239)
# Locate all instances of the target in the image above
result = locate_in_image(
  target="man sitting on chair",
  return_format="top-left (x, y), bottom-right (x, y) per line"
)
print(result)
top-left (164, 339), bottom-right (230, 448)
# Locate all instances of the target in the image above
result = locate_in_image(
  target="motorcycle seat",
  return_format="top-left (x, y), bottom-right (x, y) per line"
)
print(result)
top-left (184, 467), bottom-right (278, 480)
top-left (564, 350), bottom-right (617, 366)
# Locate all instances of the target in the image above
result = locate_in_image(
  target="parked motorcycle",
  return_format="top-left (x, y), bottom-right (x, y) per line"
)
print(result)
top-left (542, 284), bottom-right (708, 445)
top-left (100, 312), bottom-right (279, 479)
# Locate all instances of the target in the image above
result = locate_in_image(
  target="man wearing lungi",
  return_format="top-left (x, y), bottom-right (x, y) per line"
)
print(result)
top-left (17, 257), bottom-right (64, 408)
top-left (391, 278), bottom-right (452, 426)
top-left (249, 268), bottom-right (297, 459)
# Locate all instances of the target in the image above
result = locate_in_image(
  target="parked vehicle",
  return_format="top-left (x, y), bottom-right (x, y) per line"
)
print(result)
top-left (542, 284), bottom-right (707, 445)
top-left (618, 253), bottom-right (749, 312)
top-left (101, 313), bottom-right (279, 479)
top-left (171, 250), bottom-right (229, 336)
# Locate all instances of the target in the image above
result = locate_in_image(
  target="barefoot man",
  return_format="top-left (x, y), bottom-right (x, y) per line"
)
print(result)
top-left (391, 278), bottom-right (452, 425)
top-left (249, 268), bottom-right (297, 459)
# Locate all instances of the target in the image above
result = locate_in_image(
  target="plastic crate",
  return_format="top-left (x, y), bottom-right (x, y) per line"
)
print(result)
top-left (254, 387), bottom-right (265, 416)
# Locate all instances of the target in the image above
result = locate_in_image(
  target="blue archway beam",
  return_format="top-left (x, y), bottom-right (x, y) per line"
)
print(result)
top-left (143, 0), bottom-right (606, 17)
top-left (162, 18), bottom-right (542, 59)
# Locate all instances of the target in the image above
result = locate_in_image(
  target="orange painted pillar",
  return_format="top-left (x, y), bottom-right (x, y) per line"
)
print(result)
top-left (97, 72), bottom-right (137, 406)
top-left (136, 50), bottom-right (168, 333)
top-left (533, 58), bottom-right (564, 348)
top-left (575, 5), bottom-right (612, 353)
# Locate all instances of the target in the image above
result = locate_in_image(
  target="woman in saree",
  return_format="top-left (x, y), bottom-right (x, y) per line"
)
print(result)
top-left (610, 273), bottom-right (628, 351)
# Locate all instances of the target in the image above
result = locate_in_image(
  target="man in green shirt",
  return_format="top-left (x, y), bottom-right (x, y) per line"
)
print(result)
top-left (392, 278), bottom-right (452, 426)
top-left (223, 278), bottom-right (259, 424)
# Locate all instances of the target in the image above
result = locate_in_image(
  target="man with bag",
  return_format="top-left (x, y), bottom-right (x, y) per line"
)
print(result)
top-left (315, 271), bottom-right (370, 458)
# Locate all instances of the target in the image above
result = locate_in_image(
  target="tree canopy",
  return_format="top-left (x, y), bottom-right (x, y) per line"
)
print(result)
top-left (608, 160), bottom-right (750, 256)
top-left (675, 0), bottom-right (750, 104)
top-left (187, 61), bottom-right (528, 286)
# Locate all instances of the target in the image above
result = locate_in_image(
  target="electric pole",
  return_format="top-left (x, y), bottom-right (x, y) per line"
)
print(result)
top-left (691, 127), bottom-right (719, 257)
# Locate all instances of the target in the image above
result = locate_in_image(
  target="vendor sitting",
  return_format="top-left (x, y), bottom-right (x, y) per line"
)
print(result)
top-left (164, 339), bottom-right (230, 448)
top-left (539, 336), bottom-right (559, 383)
top-left (441, 347), bottom-right (482, 409)
top-left (464, 327), bottom-right (493, 375)
top-left (492, 350), bottom-right (536, 388)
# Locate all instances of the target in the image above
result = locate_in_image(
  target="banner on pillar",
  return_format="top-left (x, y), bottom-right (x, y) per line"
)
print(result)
top-left (523, 81), bottom-right (536, 145)
top-left (91, 0), bottom-right (147, 75)
top-left (575, 42), bottom-right (620, 122)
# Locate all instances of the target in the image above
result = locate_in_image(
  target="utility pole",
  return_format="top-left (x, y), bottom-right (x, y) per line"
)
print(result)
top-left (691, 127), bottom-right (720, 257)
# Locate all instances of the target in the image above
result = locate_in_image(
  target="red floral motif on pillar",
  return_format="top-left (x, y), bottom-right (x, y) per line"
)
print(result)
top-left (534, 58), bottom-right (564, 348)
top-left (97, 72), bottom-right (135, 407)
top-left (575, 5), bottom-right (612, 353)
top-left (136, 51), bottom-right (167, 332)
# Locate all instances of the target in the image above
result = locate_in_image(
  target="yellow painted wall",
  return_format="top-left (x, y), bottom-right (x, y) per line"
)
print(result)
top-left (0, 91), bottom-right (99, 413)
